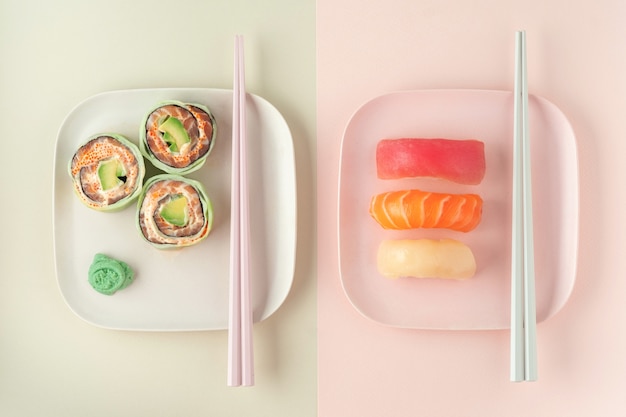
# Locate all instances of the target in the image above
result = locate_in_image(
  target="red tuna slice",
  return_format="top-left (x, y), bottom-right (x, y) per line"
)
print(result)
top-left (376, 138), bottom-right (486, 185)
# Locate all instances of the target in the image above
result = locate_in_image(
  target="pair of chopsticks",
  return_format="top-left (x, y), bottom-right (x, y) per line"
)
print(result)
top-left (228, 34), bottom-right (254, 387)
top-left (510, 30), bottom-right (537, 382)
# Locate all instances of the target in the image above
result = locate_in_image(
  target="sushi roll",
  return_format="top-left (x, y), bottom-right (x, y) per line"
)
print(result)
top-left (137, 174), bottom-right (213, 249)
top-left (68, 133), bottom-right (145, 211)
top-left (140, 100), bottom-right (216, 175)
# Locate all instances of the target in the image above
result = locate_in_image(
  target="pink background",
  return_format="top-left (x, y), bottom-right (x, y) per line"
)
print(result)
top-left (317, 0), bottom-right (626, 415)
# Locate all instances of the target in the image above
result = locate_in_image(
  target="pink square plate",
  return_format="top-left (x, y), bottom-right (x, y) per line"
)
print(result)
top-left (338, 89), bottom-right (578, 330)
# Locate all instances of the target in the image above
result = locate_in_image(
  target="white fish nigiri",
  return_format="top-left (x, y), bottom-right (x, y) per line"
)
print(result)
top-left (377, 239), bottom-right (476, 280)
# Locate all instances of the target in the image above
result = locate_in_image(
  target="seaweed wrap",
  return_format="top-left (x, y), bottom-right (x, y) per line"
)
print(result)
top-left (137, 174), bottom-right (213, 249)
top-left (68, 133), bottom-right (145, 211)
top-left (140, 100), bottom-right (216, 175)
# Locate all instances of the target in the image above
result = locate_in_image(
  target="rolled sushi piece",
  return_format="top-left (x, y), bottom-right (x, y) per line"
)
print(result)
top-left (68, 133), bottom-right (145, 211)
top-left (140, 100), bottom-right (216, 175)
top-left (137, 174), bottom-right (213, 249)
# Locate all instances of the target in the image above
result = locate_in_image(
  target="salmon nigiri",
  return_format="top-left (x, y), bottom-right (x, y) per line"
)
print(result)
top-left (369, 189), bottom-right (483, 232)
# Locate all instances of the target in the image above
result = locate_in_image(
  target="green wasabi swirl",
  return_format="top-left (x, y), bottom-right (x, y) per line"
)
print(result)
top-left (88, 253), bottom-right (134, 295)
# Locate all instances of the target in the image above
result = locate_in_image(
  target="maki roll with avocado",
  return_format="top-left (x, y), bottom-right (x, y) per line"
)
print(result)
top-left (140, 100), bottom-right (216, 175)
top-left (68, 133), bottom-right (145, 211)
top-left (137, 174), bottom-right (213, 249)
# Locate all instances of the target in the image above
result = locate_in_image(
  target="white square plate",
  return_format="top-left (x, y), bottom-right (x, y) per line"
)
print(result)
top-left (54, 88), bottom-right (296, 331)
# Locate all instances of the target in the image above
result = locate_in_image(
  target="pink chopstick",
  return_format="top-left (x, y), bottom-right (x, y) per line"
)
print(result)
top-left (228, 34), bottom-right (254, 387)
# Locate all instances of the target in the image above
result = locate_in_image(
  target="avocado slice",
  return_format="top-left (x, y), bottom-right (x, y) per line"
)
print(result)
top-left (97, 159), bottom-right (126, 191)
top-left (158, 116), bottom-right (190, 153)
top-left (160, 194), bottom-right (188, 226)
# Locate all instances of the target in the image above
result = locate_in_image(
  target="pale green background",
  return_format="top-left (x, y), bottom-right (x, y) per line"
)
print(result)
top-left (0, 0), bottom-right (317, 416)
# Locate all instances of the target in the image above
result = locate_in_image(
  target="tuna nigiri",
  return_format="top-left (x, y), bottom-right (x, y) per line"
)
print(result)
top-left (377, 238), bottom-right (476, 280)
top-left (369, 189), bottom-right (483, 232)
top-left (376, 138), bottom-right (486, 185)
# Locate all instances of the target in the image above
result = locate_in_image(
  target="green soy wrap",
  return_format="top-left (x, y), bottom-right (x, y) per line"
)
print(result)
top-left (88, 253), bottom-right (134, 295)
